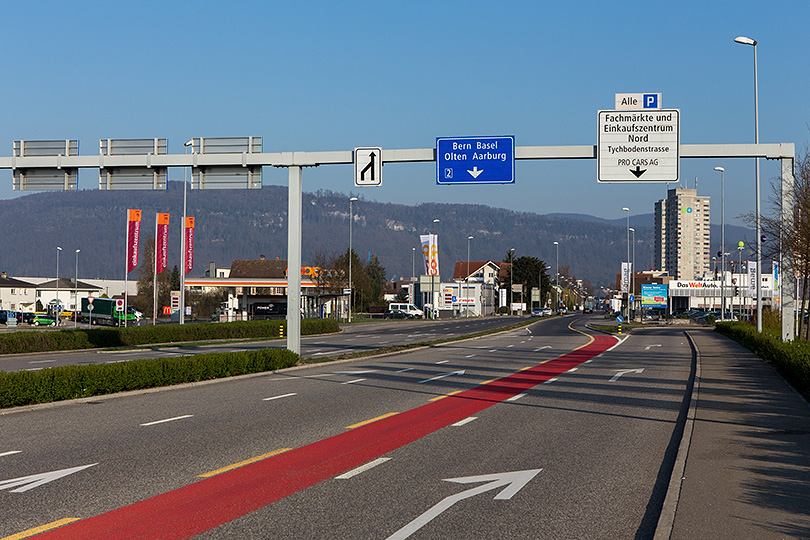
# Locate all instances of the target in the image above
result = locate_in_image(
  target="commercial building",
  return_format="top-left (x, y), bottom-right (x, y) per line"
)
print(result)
top-left (654, 188), bottom-right (711, 280)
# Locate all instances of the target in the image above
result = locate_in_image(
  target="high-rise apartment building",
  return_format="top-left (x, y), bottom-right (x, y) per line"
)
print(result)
top-left (654, 188), bottom-right (711, 280)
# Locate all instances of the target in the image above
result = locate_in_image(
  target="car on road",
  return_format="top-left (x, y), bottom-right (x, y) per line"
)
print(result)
top-left (531, 308), bottom-right (543, 317)
top-left (384, 309), bottom-right (412, 319)
top-left (31, 314), bottom-right (57, 326)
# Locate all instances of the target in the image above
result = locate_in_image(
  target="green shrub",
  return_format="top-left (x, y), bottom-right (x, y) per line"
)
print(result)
top-left (0, 347), bottom-right (299, 409)
top-left (0, 318), bottom-right (339, 355)
top-left (716, 322), bottom-right (810, 401)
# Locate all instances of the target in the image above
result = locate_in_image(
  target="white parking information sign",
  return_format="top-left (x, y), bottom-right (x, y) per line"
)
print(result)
top-left (597, 109), bottom-right (679, 182)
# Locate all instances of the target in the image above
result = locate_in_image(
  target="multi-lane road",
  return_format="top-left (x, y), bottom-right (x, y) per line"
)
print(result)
top-left (1, 315), bottom-right (696, 539)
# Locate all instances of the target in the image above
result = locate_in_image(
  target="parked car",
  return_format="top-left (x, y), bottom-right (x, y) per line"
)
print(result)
top-left (31, 314), bottom-right (57, 326)
top-left (531, 308), bottom-right (544, 317)
top-left (0, 310), bottom-right (17, 325)
top-left (384, 309), bottom-right (411, 319)
top-left (387, 303), bottom-right (424, 318)
top-left (20, 312), bottom-right (37, 324)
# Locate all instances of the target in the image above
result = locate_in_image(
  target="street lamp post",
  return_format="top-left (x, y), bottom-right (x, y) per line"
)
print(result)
top-left (411, 246), bottom-right (416, 305)
top-left (509, 248), bottom-right (515, 315)
top-left (715, 166), bottom-right (726, 321)
top-left (348, 197), bottom-right (358, 322)
top-left (432, 219), bottom-right (439, 318)
top-left (629, 228), bottom-right (635, 318)
top-left (74, 249), bottom-right (80, 328)
top-left (738, 242), bottom-right (744, 320)
top-left (553, 241), bottom-right (559, 313)
top-left (735, 35), bottom-right (762, 332)
top-left (622, 207), bottom-right (630, 319)
top-left (55, 246), bottom-right (62, 325)
top-left (180, 139), bottom-right (193, 325)
top-left (466, 235), bottom-right (473, 317)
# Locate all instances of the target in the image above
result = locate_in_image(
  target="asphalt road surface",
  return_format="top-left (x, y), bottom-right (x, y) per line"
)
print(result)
top-left (0, 317), bottom-right (523, 373)
top-left (1, 315), bottom-right (696, 539)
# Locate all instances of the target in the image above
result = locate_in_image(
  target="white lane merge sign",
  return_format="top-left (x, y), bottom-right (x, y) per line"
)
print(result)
top-left (597, 109), bottom-right (679, 183)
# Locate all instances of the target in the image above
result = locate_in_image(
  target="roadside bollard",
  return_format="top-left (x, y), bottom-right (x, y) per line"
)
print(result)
top-left (618, 324), bottom-right (622, 335)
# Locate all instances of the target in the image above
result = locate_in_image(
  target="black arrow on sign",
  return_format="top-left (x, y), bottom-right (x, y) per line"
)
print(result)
top-left (630, 165), bottom-right (647, 178)
top-left (361, 152), bottom-right (376, 181)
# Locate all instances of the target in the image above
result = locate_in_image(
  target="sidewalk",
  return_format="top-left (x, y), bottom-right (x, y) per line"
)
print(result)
top-left (669, 329), bottom-right (810, 539)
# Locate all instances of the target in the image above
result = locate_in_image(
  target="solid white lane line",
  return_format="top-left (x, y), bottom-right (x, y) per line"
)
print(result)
top-left (506, 393), bottom-right (527, 402)
top-left (335, 457), bottom-right (392, 480)
top-left (140, 415), bottom-right (193, 427)
top-left (262, 393), bottom-right (297, 401)
top-left (0, 451), bottom-right (22, 457)
top-left (342, 378), bottom-right (366, 385)
top-left (451, 417), bottom-right (478, 427)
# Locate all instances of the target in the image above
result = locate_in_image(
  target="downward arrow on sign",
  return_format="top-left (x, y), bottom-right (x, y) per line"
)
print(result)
top-left (386, 469), bottom-right (542, 539)
top-left (0, 463), bottom-right (97, 493)
top-left (467, 166), bottom-right (484, 178)
top-left (630, 165), bottom-right (647, 178)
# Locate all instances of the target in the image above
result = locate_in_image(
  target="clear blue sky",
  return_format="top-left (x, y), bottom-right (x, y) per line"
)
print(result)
top-left (1, 0), bottom-right (807, 227)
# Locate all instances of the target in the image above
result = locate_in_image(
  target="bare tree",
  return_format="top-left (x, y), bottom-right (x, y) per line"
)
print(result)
top-left (746, 146), bottom-right (810, 339)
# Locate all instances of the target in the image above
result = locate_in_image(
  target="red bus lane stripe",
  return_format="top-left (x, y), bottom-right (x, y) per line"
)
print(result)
top-left (35, 335), bottom-right (616, 539)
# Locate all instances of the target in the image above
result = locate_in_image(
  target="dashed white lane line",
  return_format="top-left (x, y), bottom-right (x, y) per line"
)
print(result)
top-left (335, 457), bottom-right (392, 480)
top-left (543, 378), bottom-right (558, 385)
top-left (435, 360), bottom-right (450, 365)
top-left (262, 393), bottom-right (297, 401)
top-left (506, 393), bottom-right (527, 402)
top-left (396, 368), bottom-right (414, 373)
top-left (0, 451), bottom-right (22, 458)
top-left (342, 378), bottom-right (366, 385)
top-left (140, 415), bottom-right (193, 427)
top-left (451, 417), bottom-right (478, 427)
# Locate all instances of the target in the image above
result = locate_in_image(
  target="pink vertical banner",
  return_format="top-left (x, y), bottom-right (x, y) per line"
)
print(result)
top-left (155, 213), bottom-right (170, 274)
top-left (184, 217), bottom-right (195, 275)
top-left (127, 209), bottom-right (142, 273)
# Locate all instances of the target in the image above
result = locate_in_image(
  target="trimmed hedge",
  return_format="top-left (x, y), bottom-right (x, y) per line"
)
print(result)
top-left (716, 322), bottom-right (810, 401)
top-left (0, 347), bottom-right (299, 409)
top-left (0, 318), bottom-right (339, 355)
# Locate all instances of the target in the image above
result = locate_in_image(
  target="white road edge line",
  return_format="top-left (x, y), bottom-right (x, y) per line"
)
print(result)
top-left (451, 417), bottom-right (478, 427)
top-left (262, 393), bottom-right (297, 401)
top-left (335, 457), bottom-right (392, 480)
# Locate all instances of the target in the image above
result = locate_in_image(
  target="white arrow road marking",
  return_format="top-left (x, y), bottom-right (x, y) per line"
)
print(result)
top-left (386, 468), bottom-right (542, 540)
top-left (0, 463), bottom-right (97, 493)
top-left (644, 344), bottom-right (662, 351)
top-left (0, 451), bottom-right (22, 458)
top-left (418, 370), bottom-right (465, 384)
top-left (610, 368), bottom-right (645, 382)
top-left (467, 166), bottom-right (484, 178)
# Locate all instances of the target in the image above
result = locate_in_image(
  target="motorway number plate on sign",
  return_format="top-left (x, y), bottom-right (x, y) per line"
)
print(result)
top-left (597, 109), bottom-right (679, 182)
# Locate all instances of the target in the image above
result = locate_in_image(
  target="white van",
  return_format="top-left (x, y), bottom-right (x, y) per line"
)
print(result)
top-left (387, 303), bottom-right (424, 318)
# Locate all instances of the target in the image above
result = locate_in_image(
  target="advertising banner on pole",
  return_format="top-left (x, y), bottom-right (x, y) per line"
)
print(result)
top-left (420, 234), bottom-right (439, 276)
top-left (155, 213), bottom-right (170, 274)
top-left (184, 217), bottom-right (195, 275)
top-left (748, 261), bottom-right (757, 296)
top-left (126, 209), bottom-right (142, 273)
top-left (620, 262), bottom-right (631, 293)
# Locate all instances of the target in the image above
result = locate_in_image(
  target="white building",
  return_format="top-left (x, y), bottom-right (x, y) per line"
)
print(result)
top-left (655, 188), bottom-right (711, 280)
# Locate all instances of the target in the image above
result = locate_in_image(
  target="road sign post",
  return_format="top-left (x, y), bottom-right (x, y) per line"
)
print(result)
top-left (436, 136), bottom-right (515, 185)
top-left (597, 110), bottom-right (679, 182)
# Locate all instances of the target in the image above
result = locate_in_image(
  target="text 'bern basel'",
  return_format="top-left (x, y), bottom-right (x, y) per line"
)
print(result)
top-left (444, 140), bottom-right (509, 162)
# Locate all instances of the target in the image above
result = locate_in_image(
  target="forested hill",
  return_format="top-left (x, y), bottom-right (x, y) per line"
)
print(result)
top-left (0, 182), bottom-right (750, 287)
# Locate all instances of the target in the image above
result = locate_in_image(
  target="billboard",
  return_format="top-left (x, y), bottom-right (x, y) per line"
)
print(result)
top-left (641, 284), bottom-right (668, 308)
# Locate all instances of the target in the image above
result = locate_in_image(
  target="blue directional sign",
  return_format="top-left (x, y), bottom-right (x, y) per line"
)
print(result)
top-left (436, 136), bottom-right (515, 185)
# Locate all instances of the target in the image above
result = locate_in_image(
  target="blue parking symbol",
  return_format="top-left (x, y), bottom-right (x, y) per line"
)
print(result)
top-left (643, 94), bottom-right (658, 108)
